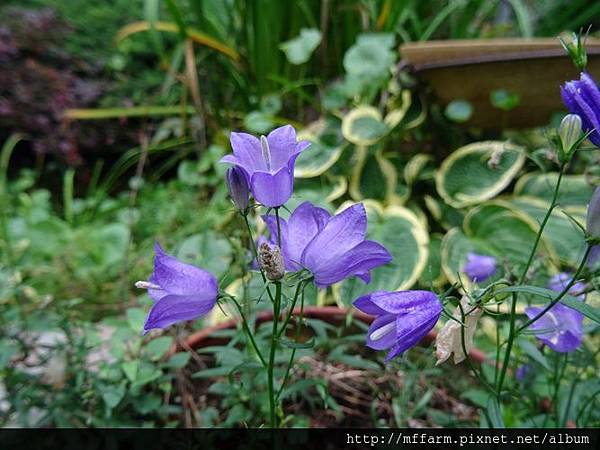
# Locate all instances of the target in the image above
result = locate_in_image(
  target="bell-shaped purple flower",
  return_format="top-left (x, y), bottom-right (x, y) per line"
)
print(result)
top-left (353, 290), bottom-right (442, 362)
top-left (263, 202), bottom-right (392, 288)
top-left (220, 125), bottom-right (310, 207)
top-left (524, 303), bottom-right (583, 353)
top-left (548, 272), bottom-right (586, 300)
top-left (135, 243), bottom-right (218, 334)
top-left (586, 186), bottom-right (600, 239)
top-left (463, 252), bottom-right (497, 282)
top-left (226, 166), bottom-right (250, 212)
top-left (561, 72), bottom-right (600, 147)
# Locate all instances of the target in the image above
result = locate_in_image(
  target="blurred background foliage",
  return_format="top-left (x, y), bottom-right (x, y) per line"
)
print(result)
top-left (1, 0), bottom-right (599, 427)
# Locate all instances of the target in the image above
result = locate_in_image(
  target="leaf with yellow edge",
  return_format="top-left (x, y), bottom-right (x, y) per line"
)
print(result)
top-left (342, 106), bottom-right (388, 146)
top-left (435, 141), bottom-right (525, 208)
top-left (337, 201), bottom-right (429, 304)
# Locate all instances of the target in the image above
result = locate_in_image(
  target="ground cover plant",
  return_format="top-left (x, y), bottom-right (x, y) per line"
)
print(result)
top-left (0, 0), bottom-right (599, 429)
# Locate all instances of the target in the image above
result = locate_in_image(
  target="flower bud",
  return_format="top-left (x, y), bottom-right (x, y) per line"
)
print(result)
top-left (258, 242), bottom-right (285, 281)
top-left (561, 73), bottom-right (600, 148)
top-left (586, 186), bottom-right (600, 239)
top-left (558, 114), bottom-right (582, 158)
top-left (226, 167), bottom-right (250, 212)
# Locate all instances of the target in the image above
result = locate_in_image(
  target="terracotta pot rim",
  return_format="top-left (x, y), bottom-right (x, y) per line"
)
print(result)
top-left (169, 306), bottom-right (487, 365)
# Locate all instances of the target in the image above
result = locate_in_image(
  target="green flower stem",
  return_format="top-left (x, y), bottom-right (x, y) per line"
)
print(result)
top-left (496, 165), bottom-right (565, 397)
top-left (274, 207), bottom-right (282, 248)
top-left (229, 295), bottom-right (267, 367)
top-left (267, 281), bottom-right (282, 428)
top-left (517, 244), bottom-right (591, 333)
top-left (242, 213), bottom-right (275, 303)
top-left (276, 280), bottom-right (307, 401)
top-left (277, 279), bottom-right (310, 339)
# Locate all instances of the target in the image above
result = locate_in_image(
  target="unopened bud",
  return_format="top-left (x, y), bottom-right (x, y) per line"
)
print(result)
top-left (559, 114), bottom-right (582, 158)
top-left (258, 243), bottom-right (285, 281)
top-left (226, 167), bottom-right (250, 212)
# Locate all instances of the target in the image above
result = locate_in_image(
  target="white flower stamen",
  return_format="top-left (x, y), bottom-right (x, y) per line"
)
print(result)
top-left (135, 281), bottom-right (161, 290)
top-left (260, 135), bottom-right (272, 171)
top-left (369, 321), bottom-right (396, 341)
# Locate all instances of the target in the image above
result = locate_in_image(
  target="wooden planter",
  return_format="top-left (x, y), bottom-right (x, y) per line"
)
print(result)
top-left (400, 38), bottom-right (600, 129)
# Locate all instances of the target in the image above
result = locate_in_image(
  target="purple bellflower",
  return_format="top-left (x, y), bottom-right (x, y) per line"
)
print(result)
top-left (226, 166), bottom-right (250, 212)
top-left (463, 252), bottom-right (497, 282)
top-left (220, 125), bottom-right (310, 207)
top-left (353, 290), bottom-right (442, 362)
top-left (262, 201), bottom-right (392, 288)
top-left (135, 243), bottom-right (218, 334)
top-left (548, 272), bottom-right (586, 299)
top-left (524, 303), bottom-right (583, 353)
top-left (587, 186), bottom-right (600, 266)
top-left (561, 72), bottom-right (600, 147)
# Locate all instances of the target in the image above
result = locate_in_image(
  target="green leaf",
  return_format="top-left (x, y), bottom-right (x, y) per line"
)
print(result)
top-left (280, 337), bottom-right (315, 349)
top-left (509, 196), bottom-right (586, 265)
top-left (295, 119), bottom-right (346, 178)
top-left (485, 396), bottom-right (505, 428)
top-left (126, 308), bottom-right (147, 331)
top-left (343, 33), bottom-right (395, 84)
top-left (490, 89), bottom-right (520, 111)
top-left (144, 336), bottom-right (173, 360)
top-left (121, 361), bottom-right (139, 382)
top-left (341, 106), bottom-right (388, 146)
top-left (101, 384), bottom-right (126, 410)
top-left (243, 111), bottom-right (274, 134)
top-left (192, 366), bottom-right (235, 379)
top-left (445, 99), bottom-right (473, 123)
top-left (436, 141), bottom-right (525, 208)
top-left (340, 202), bottom-right (428, 302)
top-left (177, 232), bottom-right (232, 279)
top-left (514, 173), bottom-right (593, 207)
top-left (166, 352), bottom-right (191, 369)
top-left (279, 28), bottom-right (322, 65)
top-left (518, 339), bottom-right (550, 371)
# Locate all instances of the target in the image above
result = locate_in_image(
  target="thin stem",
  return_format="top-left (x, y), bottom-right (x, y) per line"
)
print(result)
top-left (267, 281), bottom-right (282, 428)
top-left (561, 363), bottom-right (578, 427)
top-left (274, 207), bottom-right (282, 248)
top-left (457, 300), bottom-right (495, 393)
top-left (496, 166), bottom-right (565, 397)
top-left (242, 213), bottom-right (274, 303)
top-left (277, 279), bottom-right (310, 339)
top-left (518, 167), bottom-right (564, 284)
top-left (229, 296), bottom-right (267, 367)
top-left (517, 244), bottom-right (591, 333)
top-left (496, 292), bottom-right (517, 397)
top-left (276, 281), bottom-right (307, 401)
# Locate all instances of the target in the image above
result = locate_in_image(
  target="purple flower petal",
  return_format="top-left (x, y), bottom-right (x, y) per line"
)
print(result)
top-left (264, 202), bottom-right (330, 271)
top-left (548, 272), bottom-right (586, 299)
top-left (366, 314), bottom-right (397, 350)
top-left (365, 290), bottom-right (441, 315)
top-left (149, 243), bottom-right (218, 301)
top-left (463, 252), bottom-right (497, 282)
top-left (266, 125), bottom-right (309, 169)
top-left (586, 186), bottom-right (600, 239)
top-left (250, 166), bottom-right (294, 207)
top-left (301, 203), bottom-right (367, 272)
top-left (229, 132), bottom-right (266, 172)
top-left (354, 290), bottom-right (442, 362)
top-left (353, 294), bottom-right (388, 316)
top-left (524, 303), bottom-right (583, 352)
top-left (561, 73), bottom-right (600, 147)
top-left (143, 294), bottom-right (216, 333)
top-left (311, 240), bottom-right (392, 288)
